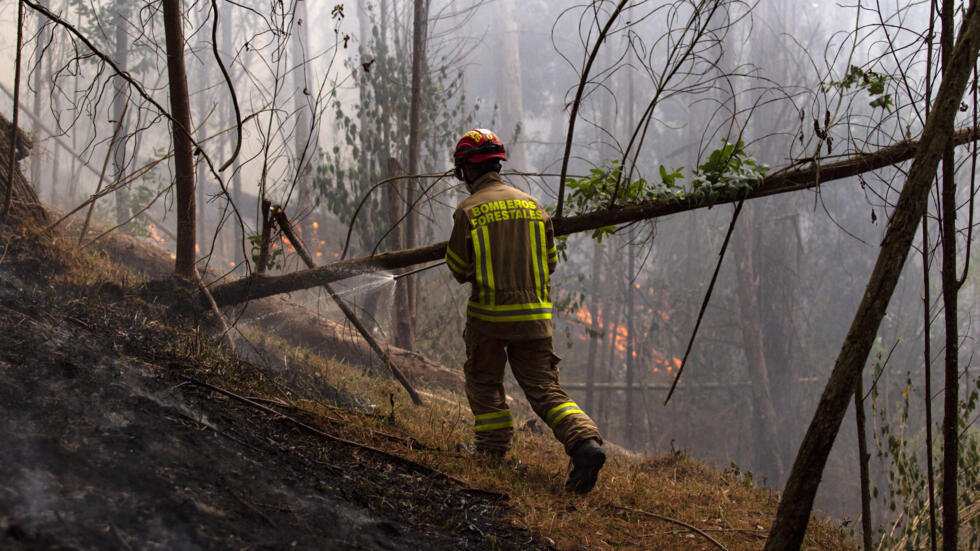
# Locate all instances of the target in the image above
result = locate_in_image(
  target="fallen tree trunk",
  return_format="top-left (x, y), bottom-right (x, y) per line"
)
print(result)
top-left (208, 126), bottom-right (980, 308)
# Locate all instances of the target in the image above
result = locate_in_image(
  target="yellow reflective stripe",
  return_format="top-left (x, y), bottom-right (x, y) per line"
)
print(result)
top-left (475, 410), bottom-right (512, 421)
top-left (445, 252), bottom-right (466, 276)
top-left (445, 246), bottom-right (469, 275)
top-left (470, 226), bottom-right (494, 305)
top-left (550, 408), bottom-right (585, 427)
top-left (530, 221), bottom-right (544, 303)
top-left (472, 225), bottom-right (495, 305)
top-left (535, 222), bottom-right (550, 301)
top-left (546, 402), bottom-right (585, 428)
top-left (470, 301), bottom-right (553, 311)
top-left (547, 245), bottom-right (558, 264)
top-left (467, 301), bottom-right (552, 322)
top-left (474, 421), bottom-right (514, 432)
top-left (483, 225), bottom-right (495, 304)
top-left (474, 410), bottom-right (513, 432)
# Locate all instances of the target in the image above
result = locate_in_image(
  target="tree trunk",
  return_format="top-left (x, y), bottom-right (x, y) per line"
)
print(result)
top-left (922, 218), bottom-right (940, 551)
top-left (854, 371), bottom-right (873, 551)
top-left (762, 209), bottom-right (804, 466)
top-left (207, 127), bottom-right (980, 307)
top-left (763, 4), bottom-right (980, 547)
top-left (585, 239), bottom-right (603, 414)
top-left (31, 0), bottom-right (47, 198)
top-left (939, 4), bottom-right (960, 550)
top-left (292, 0), bottom-right (314, 239)
top-left (387, 157), bottom-right (412, 345)
top-left (195, 69), bottom-right (207, 252)
top-left (112, 2), bottom-right (130, 226)
top-left (598, 278), bottom-right (622, 431)
top-left (218, 13), bottom-right (243, 267)
top-left (48, 25), bottom-right (61, 206)
top-left (162, 0), bottom-right (197, 280)
top-left (625, 241), bottom-right (636, 448)
top-left (400, 0), bottom-right (427, 350)
top-left (493, 0), bottom-right (527, 170)
top-left (733, 204), bottom-right (785, 482)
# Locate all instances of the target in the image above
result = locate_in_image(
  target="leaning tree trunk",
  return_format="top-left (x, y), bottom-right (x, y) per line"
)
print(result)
top-left (763, 3), bottom-right (980, 548)
top-left (162, 0), bottom-right (197, 280)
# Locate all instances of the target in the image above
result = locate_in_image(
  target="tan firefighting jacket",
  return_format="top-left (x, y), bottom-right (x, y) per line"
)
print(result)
top-left (445, 172), bottom-right (558, 340)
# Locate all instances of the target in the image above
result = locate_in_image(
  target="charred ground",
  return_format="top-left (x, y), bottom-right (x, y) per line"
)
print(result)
top-left (0, 226), bottom-right (547, 550)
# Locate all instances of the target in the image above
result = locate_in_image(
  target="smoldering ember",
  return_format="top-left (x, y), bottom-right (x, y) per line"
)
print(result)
top-left (1, 1), bottom-right (979, 550)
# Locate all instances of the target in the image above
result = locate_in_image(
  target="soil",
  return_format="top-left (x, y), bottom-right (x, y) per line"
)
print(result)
top-left (0, 227), bottom-right (548, 550)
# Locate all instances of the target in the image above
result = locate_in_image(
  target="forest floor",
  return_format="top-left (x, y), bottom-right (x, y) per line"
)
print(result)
top-left (0, 208), bottom-right (857, 550)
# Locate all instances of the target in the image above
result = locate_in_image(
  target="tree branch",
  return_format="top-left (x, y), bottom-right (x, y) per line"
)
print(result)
top-left (555, 0), bottom-right (630, 218)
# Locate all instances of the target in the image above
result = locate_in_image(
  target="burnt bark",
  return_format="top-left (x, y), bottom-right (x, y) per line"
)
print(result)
top-left (162, 0), bottom-right (197, 280)
top-left (763, 3), bottom-right (980, 548)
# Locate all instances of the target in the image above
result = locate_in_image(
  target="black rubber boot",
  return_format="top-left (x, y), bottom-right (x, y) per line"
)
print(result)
top-left (565, 438), bottom-right (606, 494)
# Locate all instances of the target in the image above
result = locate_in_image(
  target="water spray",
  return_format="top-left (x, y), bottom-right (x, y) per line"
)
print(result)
top-left (393, 261), bottom-right (446, 280)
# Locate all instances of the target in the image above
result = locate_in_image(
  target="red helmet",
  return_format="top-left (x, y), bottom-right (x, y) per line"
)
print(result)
top-left (454, 129), bottom-right (507, 164)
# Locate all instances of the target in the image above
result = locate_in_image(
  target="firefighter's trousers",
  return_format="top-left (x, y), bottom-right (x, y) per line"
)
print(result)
top-left (463, 325), bottom-right (602, 455)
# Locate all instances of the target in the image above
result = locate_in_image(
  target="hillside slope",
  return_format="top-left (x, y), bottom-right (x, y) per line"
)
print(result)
top-left (0, 224), bottom-right (546, 550)
top-left (0, 208), bottom-right (856, 550)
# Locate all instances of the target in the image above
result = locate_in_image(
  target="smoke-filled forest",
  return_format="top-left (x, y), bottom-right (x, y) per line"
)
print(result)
top-left (2, 0), bottom-right (980, 549)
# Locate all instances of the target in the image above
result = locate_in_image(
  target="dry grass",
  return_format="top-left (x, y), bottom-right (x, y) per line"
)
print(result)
top-left (17, 226), bottom-right (857, 551)
top-left (229, 330), bottom-right (856, 551)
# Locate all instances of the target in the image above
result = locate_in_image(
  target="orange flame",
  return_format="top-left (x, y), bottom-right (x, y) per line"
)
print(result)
top-left (147, 224), bottom-right (167, 244)
top-left (575, 308), bottom-right (593, 326)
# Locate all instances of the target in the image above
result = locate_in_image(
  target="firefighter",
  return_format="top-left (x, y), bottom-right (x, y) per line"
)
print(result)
top-left (445, 128), bottom-right (606, 494)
